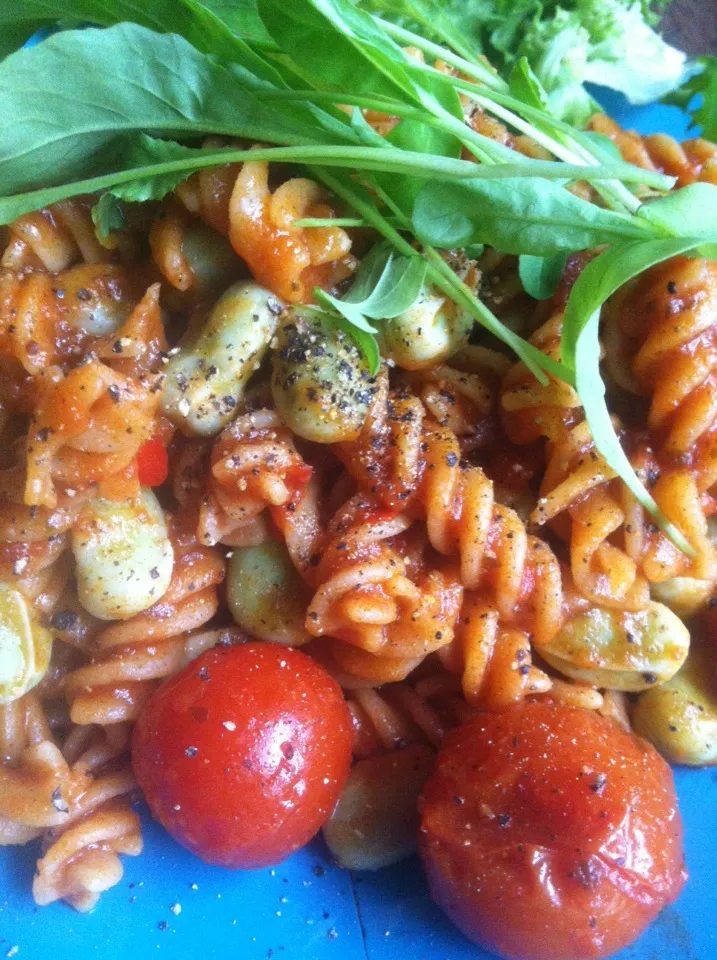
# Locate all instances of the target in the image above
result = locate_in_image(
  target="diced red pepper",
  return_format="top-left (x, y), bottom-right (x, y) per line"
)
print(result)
top-left (136, 436), bottom-right (169, 487)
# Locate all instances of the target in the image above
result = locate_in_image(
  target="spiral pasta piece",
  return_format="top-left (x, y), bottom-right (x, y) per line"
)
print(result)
top-left (65, 521), bottom-right (225, 725)
top-left (31, 724), bottom-right (140, 911)
top-left (605, 257), bottom-right (717, 490)
top-left (589, 114), bottom-right (717, 187)
top-left (197, 408), bottom-right (313, 546)
top-left (0, 199), bottom-right (110, 273)
top-left (502, 309), bottom-right (717, 604)
top-left (306, 495), bottom-right (463, 683)
top-left (176, 157), bottom-right (355, 302)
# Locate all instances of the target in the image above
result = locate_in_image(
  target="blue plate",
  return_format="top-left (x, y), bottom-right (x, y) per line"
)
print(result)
top-left (1, 91), bottom-right (716, 960)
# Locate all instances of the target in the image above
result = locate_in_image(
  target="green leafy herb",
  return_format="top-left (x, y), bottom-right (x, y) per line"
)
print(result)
top-left (354, 0), bottom-right (481, 62)
top-left (637, 183), bottom-right (717, 245)
top-left (519, 253), bottom-right (567, 300)
top-left (91, 194), bottom-right (125, 239)
top-left (359, 0), bottom-right (686, 125)
top-left (508, 58), bottom-right (549, 111)
top-left (0, 23), bottom-right (366, 196)
top-left (315, 241), bottom-right (428, 371)
top-left (412, 177), bottom-right (654, 255)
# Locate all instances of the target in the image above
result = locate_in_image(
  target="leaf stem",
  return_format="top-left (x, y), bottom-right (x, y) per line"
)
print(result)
top-left (0, 143), bottom-right (669, 225)
top-left (372, 16), bottom-right (507, 93)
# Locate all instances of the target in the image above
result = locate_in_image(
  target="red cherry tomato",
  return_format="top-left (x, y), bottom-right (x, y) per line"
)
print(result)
top-left (136, 435), bottom-right (168, 487)
top-left (419, 702), bottom-right (685, 960)
top-left (132, 642), bottom-right (353, 869)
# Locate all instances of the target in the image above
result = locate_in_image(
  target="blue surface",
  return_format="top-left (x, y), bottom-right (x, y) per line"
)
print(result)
top-left (1, 92), bottom-right (716, 960)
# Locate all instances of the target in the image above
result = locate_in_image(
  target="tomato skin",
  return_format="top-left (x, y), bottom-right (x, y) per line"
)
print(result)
top-left (419, 702), bottom-right (685, 960)
top-left (136, 436), bottom-right (168, 487)
top-left (132, 642), bottom-right (353, 869)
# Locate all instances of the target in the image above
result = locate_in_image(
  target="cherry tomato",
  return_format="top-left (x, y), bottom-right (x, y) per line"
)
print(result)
top-left (132, 642), bottom-right (353, 869)
top-left (419, 702), bottom-right (685, 960)
top-left (136, 435), bottom-right (168, 487)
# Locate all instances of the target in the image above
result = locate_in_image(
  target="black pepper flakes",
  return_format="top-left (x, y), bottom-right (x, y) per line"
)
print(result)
top-left (590, 773), bottom-right (607, 796)
top-left (51, 609), bottom-right (80, 632)
top-left (51, 787), bottom-right (69, 813)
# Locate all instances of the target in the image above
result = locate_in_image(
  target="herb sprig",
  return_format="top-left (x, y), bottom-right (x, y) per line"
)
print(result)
top-left (1, 0), bottom-right (716, 552)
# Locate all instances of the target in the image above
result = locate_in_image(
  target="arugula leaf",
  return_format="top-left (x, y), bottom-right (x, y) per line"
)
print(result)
top-left (102, 136), bottom-right (202, 202)
top-left (258, 0), bottom-right (419, 101)
top-left (412, 177), bottom-right (654, 255)
top-left (561, 237), bottom-right (703, 553)
top-left (0, 20), bottom-right (48, 59)
top-left (195, 0), bottom-right (275, 46)
top-left (508, 58), bottom-right (549, 111)
top-left (356, 0), bottom-right (481, 62)
top-left (637, 183), bottom-right (717, 245)
top-left (91, 194), bottom-right (125, 239)
top-left (330, 315), bottom-right (381, 374)
top-left (0, 0), bottom-right (276, 62)
top-left (519, 254), bottom-right (567, 300)
top-left (0, 22), bottom-right (371, 196)
top-left (316, 241), bottom-right (428, 333)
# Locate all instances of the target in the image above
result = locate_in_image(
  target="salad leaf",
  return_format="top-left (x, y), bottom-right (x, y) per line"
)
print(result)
top-left (259, 0), bottom-right (420, 102)
top-left (520, 1), bottom-right (689, 126)
top-left (0, 22), bottom-right (369, 196)
top-left (355, 0), bottom-right (482, 62)
top-left (519, 254), bottom-right (567, 300)
top-left (316, 241), bottom-right (428, 332)
top-left (313, 242), bottom-right (427, 373)
top-left (359, 0), bottom-right (686, 125)
top-left (91, 194), bottom-right (125, 238)
top-left (412, 177), bottom-right (654, 255)
top-left (637, 183), bottom-right (717, 245)
top-left (0, 0), bottom-right (274, 56)
top-left (508, 58), bottom-right (550, 111)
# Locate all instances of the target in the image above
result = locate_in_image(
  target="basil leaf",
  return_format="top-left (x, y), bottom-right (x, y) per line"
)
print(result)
top-left (519, 253), bottom-right (567, 301)
top-left (638, 183), bottom-right (717, 244)
top-left (561, 237), bottom-right (704, 554)
top-left (412, 178), bottom-right (655, 255)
